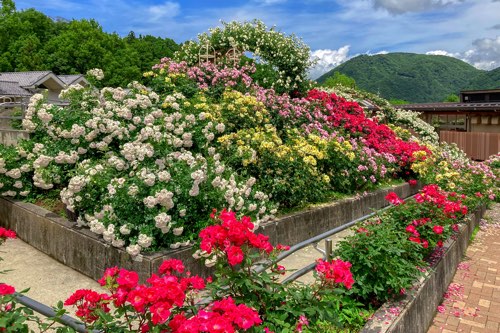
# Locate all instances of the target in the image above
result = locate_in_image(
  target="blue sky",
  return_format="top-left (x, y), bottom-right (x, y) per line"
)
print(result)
top-left (15, 0), bottom-right (500, 78)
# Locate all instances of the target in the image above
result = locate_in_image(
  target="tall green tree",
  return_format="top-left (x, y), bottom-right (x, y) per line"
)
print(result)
top-left (0, 0), bottom-right (179, 86)
top-left (322, 71), bottom-right (356, 88)
top-left (444, 94), bottom-right (459, 102)
top-left (1, 0), bottom-right (15, 16)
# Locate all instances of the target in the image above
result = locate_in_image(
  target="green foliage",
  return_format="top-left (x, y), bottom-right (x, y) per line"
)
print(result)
top-left (0, 0), bottom-right (15, 16)
top-left (0, 3), bottom-right (179, 86)
top-left (388, 98), bottom-right (409, 105)
top-left (335, 220), bottom-right (425, 304)
top-left (444, 93), bottom-right (459, 102)
top-left (322, 72), bottom-right (356, 88)
top-left (465, 67), bottom-right (500, 90)
top-left (317, 53), bottom-right (500, 103)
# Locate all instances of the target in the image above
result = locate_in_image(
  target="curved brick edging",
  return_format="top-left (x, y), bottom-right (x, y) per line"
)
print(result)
top-left (361, 205), bottom-right (486, 333)
top-left (0, 183), bottom-right (420, 282)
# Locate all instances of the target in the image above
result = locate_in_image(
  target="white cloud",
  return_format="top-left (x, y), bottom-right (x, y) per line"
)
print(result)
top-left (463, 36), bottom-right (500, 69)
top-left (147, 1), bottom-right (180, 22)
top-left (309, 46), bottom-right (351, 79)
top-left (427, 36), bottom-right (500, 70)
top-left (372, 0), bottom-right (463, 14)
top-left (425, 50), bottom-right (460, 57)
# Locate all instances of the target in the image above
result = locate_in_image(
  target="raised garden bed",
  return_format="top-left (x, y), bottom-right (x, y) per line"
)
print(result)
top-left (0, 183), bottom-right (419, 282)
top-left (361, 205), bottom-right (486, 333)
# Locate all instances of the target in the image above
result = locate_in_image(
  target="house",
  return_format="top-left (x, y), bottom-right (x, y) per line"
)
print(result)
top-left (0, 71), bottom-right (88, 104)
top-left (399, 89), bottom-right (500, 160)
top-left (0, 71), bottom-right (88, 135)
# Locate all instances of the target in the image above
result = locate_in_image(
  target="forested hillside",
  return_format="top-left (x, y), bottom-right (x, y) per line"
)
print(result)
top-left (0, 1), bottom-right (179, 86)
top-left (317, 53), bottom-right (500, 103)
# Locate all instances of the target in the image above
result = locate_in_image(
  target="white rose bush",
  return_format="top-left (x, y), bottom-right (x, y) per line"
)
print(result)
top-left (1, 73), bottom-right (278, 253)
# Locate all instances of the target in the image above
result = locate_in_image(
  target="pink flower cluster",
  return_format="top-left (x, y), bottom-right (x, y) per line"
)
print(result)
top-left (65, 258), bottom-right (262, 332)
top-left (153, 57), bottom-right (254, 91)
top-left (200, 209), bottom-right (286, 266)
top-left (315, 258), bottom-right (355, 290)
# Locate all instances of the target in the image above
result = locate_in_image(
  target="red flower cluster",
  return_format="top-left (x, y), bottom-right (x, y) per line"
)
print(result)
top-left (64, 289), bottom-right (110, 323)
top-left (66, 258), bottom-right (262, 332)
top-left (306, 89), bottom-right (430, 165)
top-left (385, 192), bottom-right (405, 205)
top-left (169, 297), bottom-right (262, 333)
top-left (200, 209), bottom-right (281, 266)
top-left (408, 235), bottom-right (429, 249)
top-left (433, 225), bottom-right (444, 235)
top-left (415, 185), bottom-right (468, 218)
top-left (0, 283), bottom-right (16, 314)
top-left (0, 283), bottom-right (15, 296)
top-left (0, 227), bottom-right (16, 240)
top-left (315, 258), bottom-right (355, 289)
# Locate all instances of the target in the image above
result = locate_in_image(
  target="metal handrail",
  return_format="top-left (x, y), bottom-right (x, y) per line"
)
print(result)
top-left (256, 193), bottom-right (417, 282)
top-left (11, 292), bottom-right (91, 332)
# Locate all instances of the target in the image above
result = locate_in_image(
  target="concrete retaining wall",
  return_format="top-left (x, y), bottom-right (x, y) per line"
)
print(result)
top-left (361, 205), bottom-right (486, 333)
top-left (0, 129), bottom-right (29, 146)
top-left (0, 183), bottom-right (420, 282)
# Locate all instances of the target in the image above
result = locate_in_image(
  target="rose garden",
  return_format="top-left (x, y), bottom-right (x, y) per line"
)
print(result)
top-left (0, 21), bottom-right (499, 332)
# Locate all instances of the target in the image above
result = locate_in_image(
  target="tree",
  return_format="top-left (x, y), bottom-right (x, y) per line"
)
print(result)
top-left (388, 98), bottom-right (409, 105)
top-left (444, 94), bottom-right (459, 102)
top-left (322, 71), bottom-right (356, 88)
top-left (1, 0), bottom-right (15, 16)
top-left (0, 4), bottom-right (179, 86)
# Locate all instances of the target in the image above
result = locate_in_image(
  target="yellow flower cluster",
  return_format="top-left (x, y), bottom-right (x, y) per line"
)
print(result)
top-left (410, 149), bottom-right (434, 176)
top-left (143, 71), bottom-right (157, 78)
top-left (218, 126), bottom-right (331, 183)
top-left (329, 139), bottom-right (355, 161)
top-left (291, 133), bottom-right (328, 167)
top-left (218, 90), bottom-right (269, 126)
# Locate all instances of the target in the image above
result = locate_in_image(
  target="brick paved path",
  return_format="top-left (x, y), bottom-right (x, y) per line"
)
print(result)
top-left (428, 203), bottom-right (500, 333)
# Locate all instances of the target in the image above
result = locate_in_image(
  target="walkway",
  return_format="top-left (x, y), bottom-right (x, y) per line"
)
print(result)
top-left (428, 203), bottom-right (500, 333)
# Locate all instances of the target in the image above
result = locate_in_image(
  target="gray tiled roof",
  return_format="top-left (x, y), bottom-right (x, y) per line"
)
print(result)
top-left (58, 74), bottom-right (85, 85)
top-left (0, 81), bottom-right (32, 96)
top-left (0, 71), bottom-right (53, 87)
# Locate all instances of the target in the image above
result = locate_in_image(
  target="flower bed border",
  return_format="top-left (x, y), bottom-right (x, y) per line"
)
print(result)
top-left (361, 204), bottom-right (486, 333)
top-left (0, 183), bottom-right (420, 282)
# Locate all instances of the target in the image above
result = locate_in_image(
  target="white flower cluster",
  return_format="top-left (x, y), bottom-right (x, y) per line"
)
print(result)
top-left (87, 68), bottom-right (104, 81)
top-left (392, 108), bottom-right (439, 144)
top-left (0, 70), bottom-right (277, 257)
top-left (0, 146), bottom-right (32, 197)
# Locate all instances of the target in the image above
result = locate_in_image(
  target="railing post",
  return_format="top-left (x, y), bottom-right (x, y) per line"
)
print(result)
top-left (325, 239), bottom-right (333, 261)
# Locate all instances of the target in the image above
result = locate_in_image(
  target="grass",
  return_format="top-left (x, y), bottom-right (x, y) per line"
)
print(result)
top-left (469, 225), bottom-right (480, 242)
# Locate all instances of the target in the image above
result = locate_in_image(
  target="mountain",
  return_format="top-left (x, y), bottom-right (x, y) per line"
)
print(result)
top-left (466, 67), bottom-right (500, 91)
top-left (317, 53), bottom-right (500, 103)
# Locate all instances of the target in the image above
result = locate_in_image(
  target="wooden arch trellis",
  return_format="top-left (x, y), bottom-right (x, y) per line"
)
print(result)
top-left (198, 43), bottom-right (242, 66)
